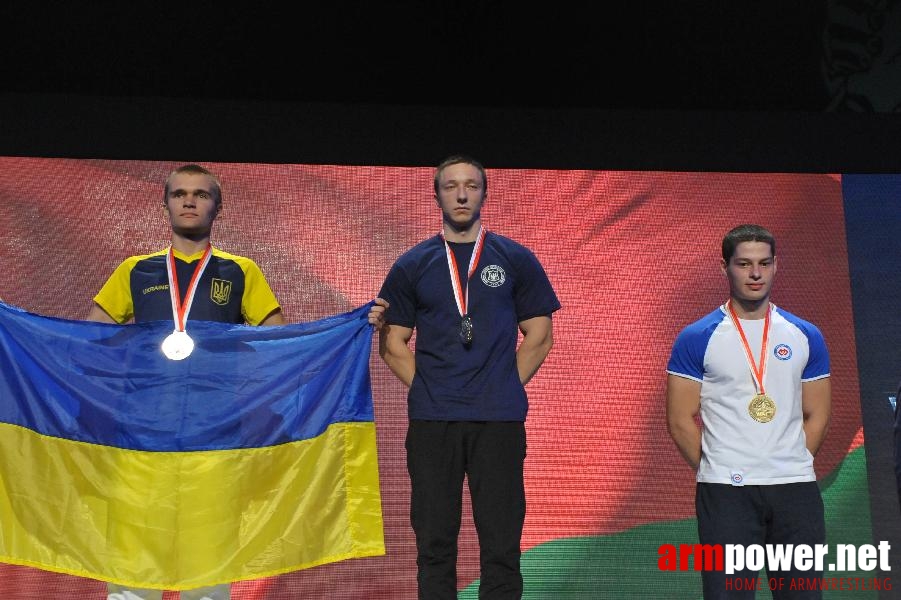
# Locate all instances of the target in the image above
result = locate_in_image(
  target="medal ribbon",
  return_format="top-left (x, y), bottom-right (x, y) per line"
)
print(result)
top-left (726, 300), bottom-right (771, 395)
top-left (442, 226), bottom-right (487, 318)
top-left (166, 245), bottom-right (213, 332)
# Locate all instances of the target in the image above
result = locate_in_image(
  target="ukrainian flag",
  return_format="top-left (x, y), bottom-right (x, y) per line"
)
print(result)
top-left (0, 301), bottom-right (384, 590)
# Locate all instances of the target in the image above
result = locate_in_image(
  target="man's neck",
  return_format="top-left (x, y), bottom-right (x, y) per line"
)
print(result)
top-left (729, 296), bottom-right (770, 319)
top-left (442, 219), bottom-right (481, 243)
top-left (170, 232), bottom-right (211, 256)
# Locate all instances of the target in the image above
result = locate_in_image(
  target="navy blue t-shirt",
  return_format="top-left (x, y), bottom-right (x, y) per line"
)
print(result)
top-left (379, 232), bottom-right (561, 421)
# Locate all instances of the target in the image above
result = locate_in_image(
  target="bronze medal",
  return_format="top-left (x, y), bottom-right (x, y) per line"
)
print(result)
top-left (748, 393), bottom-right (776, 423)
top-left (460, 315), bottom-right (473, 345)
top-left (443, 226), bottom-right (486, 346)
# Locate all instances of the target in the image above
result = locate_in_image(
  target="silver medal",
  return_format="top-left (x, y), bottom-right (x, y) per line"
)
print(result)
top-left (162, 245), bottom-right (212, 361)
top-left (161, 330), bottom-right (195, 361)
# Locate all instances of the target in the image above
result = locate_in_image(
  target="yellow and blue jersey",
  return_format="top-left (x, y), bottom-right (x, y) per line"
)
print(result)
top-left (94, 246), bottom-right (280, 325)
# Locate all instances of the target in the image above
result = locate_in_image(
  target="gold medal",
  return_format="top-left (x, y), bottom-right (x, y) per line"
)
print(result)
top-left (748, 393), bottom-right (776, 423)
top-left (726, 301), bottom-right (777, 424)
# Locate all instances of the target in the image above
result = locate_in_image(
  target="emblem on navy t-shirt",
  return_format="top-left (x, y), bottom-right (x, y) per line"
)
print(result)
top-left (773, 343), bottom-right (792, 361)
top-left (480, 265), bottom-right (506, 287)
top-left (210, 278), bottom-right (233, 305)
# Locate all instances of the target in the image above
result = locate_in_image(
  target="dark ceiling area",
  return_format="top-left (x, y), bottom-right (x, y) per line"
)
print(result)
top-left (1, 4), bottom-right (838, 111)
top-left (2, 3), bottom-right (899, 170)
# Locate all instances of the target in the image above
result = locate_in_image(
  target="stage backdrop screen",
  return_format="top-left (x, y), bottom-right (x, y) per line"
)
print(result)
top-left (0, 159), bottom-right (894, 599)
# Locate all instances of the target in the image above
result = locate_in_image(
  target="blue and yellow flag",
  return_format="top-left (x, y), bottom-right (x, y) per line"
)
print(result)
top-left (0, 301), bottom-right (384, 590)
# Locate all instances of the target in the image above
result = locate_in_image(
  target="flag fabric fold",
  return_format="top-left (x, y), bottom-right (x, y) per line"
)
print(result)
top-left (0, 301), bottom-right (385, 590)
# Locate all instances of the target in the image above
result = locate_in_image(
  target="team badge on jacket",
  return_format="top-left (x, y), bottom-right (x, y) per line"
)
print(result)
top-left (773, 343), bottom-right (792, 361)
top-left (210, 278), bottom-right (233, 305)
top-left (480, 265), bottom-right (506, 287)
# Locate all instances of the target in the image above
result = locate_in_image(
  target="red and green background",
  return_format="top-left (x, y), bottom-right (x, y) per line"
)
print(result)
top-left (0, 161), bottom-right (894, 598)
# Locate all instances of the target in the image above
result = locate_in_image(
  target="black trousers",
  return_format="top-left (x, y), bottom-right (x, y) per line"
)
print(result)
top-left (696, 482), bottom-right (826, 600)
top-left (406, 420), bottom-right (526, 600)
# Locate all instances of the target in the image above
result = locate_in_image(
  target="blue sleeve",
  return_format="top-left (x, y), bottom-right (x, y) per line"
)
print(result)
top-left (666, 311), bottom-right (721, 381)
top-left (799, 323), bottom-right (830, 381)
top-left (378, 260), bottom-right (417, 329)
top-left (513, 248), bottom-right (561, 321)
top-left (667, 328), bottom-right (706, 381)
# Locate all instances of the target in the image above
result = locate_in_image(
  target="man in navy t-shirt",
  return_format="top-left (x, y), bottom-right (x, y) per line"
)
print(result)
top-left (375, 155), bottom-right (560, 599)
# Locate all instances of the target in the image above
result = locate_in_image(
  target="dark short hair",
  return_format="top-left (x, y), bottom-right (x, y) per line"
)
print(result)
top-left (163, 164), bottom-right (222, 207)
top-left (433, 155), bottom-right (487, 195)
top-left (722, 224), bottom-right (776, 262)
